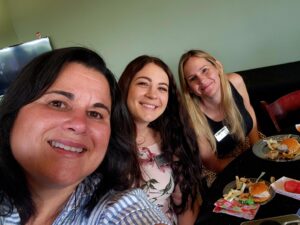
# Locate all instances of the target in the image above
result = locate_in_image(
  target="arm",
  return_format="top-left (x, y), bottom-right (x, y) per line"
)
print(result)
top-left (228, 73), bottom-right (260, 145)
top-left (197, 135), bottom-right (234, 173)
top-left (177, 198), bottom-right (200, 225)
top-left (172, 184), bottom-right (201, 225)
top-left (100, 189), bottom-right (172, 225)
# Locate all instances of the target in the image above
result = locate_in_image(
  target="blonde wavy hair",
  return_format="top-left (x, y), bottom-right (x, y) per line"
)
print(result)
top-left (178, 50), bottom-right (245, 153)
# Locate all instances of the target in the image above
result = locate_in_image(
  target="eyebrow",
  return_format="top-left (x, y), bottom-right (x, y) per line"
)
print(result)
top-left (45, 90), bottom-right (111, 114)
top-left (135, 76), bottom-right (169, 87)
top-left (198, 65), bottom-right (207, 71)
top-left (186, 65), bottom-right (207, 78)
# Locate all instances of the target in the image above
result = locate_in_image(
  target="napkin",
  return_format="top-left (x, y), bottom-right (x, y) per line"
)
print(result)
top-left (271, 176), bottom-right (300, 200)
top-left (213, 198), bottom-right (260, 220)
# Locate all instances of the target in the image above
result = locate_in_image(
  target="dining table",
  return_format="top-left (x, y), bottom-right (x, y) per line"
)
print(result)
top-left (196, 134), bottom-right (300, 225)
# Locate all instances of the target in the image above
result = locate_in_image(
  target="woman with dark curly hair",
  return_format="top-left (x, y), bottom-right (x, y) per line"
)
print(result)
top-left (0, 47), bottom-right (171, 225)
top-left (118, 55), bottom-right (204, 225)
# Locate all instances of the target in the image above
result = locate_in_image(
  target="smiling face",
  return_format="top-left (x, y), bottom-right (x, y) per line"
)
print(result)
top-left (183, 56), bottom-right (221, 99)
top-left (126, 63), bottom-right (169, 126)
top-left (10, 62), bottom-right (111, 189)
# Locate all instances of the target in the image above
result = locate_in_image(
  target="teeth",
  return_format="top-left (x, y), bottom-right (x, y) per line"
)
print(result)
top-left (142, 103), bottom-right (156, 109)
top-left (50, 141), bottom-right (84, 153)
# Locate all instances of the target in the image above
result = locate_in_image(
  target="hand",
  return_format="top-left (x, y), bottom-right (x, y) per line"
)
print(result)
top-left (172, 183), bottom-right (182, 206)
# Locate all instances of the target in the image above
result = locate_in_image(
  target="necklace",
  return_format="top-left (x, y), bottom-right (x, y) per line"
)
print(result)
top-left (136, 128), bottom-right (157, 147)
top-left (136, 135), bottom-right (146, 146)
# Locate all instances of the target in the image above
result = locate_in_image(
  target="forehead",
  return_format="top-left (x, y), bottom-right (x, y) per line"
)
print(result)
top-left (185, 57), bottom-right (209, 68)
top-left (184, 57), bottom-right (210, 73)
top-left (56, 62), bottom-right (107, 82)
top-left (134, 63), bottom-right (169, 83)
top-left (50, 63), bottom-right (111, 105)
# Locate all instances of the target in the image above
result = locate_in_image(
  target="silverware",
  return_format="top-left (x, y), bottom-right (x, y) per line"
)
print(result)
top-left (255, 171), bottom-right (266, 183)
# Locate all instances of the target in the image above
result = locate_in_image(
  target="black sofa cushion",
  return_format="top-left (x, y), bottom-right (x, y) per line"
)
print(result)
top-left (236, 61), bottom-right (300, 135)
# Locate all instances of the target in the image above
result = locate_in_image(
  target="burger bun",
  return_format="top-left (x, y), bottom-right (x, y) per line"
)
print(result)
top-left (249, 182), bottom-right (271, 203)
top-left (281, 138), bottom-right (300, 154)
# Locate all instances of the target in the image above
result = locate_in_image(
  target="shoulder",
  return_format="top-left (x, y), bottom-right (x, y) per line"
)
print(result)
top-left (0, 198), bottom-right (20, 224)
top-left (227, 73), bottom-right (248, 97)
top-left (90, 188), bottom-right (171, 225)
top-left (227, 73), bottom-right (245, 88)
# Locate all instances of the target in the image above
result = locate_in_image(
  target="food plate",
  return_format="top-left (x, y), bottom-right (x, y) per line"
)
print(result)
top-left (252, 134), bottom-right (300, 162)
top-left (271, 176), bottom-right (300, 200)
top-left (223, 178), bottom-right (275, 205)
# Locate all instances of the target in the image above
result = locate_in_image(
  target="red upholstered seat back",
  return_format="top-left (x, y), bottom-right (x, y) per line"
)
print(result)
top-left (260, 90), bottom-right (300, 132)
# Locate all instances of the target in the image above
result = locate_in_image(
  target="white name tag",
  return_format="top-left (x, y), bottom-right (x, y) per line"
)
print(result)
top-left (214, 126), bottom-right (229, 142)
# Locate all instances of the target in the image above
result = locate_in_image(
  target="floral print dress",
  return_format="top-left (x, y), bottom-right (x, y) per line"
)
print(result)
top-left (138, 143), bottom-right (177, 224)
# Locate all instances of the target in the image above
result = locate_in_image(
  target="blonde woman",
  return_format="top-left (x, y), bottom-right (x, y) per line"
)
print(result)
top-left (178, 50), bottom-right (259, 177)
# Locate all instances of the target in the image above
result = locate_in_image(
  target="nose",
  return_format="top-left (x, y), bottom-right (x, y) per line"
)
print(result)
top-left (145, 86), bottom-right (158, 99)
top-left (194, 73), bottom-right (207, 84)
top-left (63, 111), bottom-right (88, 135)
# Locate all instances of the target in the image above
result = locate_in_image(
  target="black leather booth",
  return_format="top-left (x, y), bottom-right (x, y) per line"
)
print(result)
top-left (236, 61), bottom-right (300, 135)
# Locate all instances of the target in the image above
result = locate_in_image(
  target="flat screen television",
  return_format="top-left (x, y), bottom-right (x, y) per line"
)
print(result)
top-left (0, 37), bottom-right (52, 95)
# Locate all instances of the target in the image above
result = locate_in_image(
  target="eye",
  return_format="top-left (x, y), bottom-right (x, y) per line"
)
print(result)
top-left (137, 81), bottom-right (149, 87)
top-left (158, 86), bottom-right (168, 92)
top-left (187, 75), bottom-right (196, 82)
top-left (201, 67), bottom-right (208, 74)
top-left (87, 111), bottom-right (104, 120)
top-left (48, 100), bottom-right (68, 110)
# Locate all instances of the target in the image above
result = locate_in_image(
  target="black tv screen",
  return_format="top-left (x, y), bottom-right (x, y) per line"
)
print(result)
top-left (0, 37), bottom-right (52, 95)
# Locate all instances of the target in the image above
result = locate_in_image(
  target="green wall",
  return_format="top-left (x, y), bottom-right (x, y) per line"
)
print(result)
top-left (3, 0), bottom-right (300, 78)
top-left (0, 0), bottom-right (17, 47)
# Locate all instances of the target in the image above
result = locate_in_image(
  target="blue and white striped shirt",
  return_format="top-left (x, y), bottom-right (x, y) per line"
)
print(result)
top-left (0, 175), bottom-right (171, 225)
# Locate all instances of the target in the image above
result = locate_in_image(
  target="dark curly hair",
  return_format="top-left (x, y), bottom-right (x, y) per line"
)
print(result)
top-left (118, 55), bottom-right (204, 213)
top-left (0, 47), bottom-right (140, 224)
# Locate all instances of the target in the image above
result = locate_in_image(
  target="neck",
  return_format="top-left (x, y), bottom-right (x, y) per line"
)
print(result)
top-left (26, 183), bottom-right (76, 225)
top-left (135, 122), bottom-right (150, 136)
top-left (199, 96), bottom-right (224, 121)
top-left (135, 123), bottom-right (157, 147)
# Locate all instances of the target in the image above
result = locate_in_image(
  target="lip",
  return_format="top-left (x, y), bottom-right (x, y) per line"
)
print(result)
top-left (201, 82), bottom-right (211, 91)
top-left (199, 81), bottom-right (214, 94)
top-left (139, 102), bottom-right (159, 109)
top-left (48, 139), bottom-right (88, 154)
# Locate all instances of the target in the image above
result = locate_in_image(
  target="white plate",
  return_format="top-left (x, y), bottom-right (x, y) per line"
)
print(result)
top-left (252, 134), bottom-right (300, 162)
top-left (222, 178), bottom-right (275, 205)
top-left (271, 176), bottom-right (300, 200)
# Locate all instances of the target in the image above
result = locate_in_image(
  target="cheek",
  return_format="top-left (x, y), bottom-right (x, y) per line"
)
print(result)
top-left (11, 110), bottom-right (34, 149)
top-left (162, 94), bottom-right (169, 109)
top-left (126, 90), bottom-right (140, 115)
top-left (93, 124), bottom-right (111, 152)
top-left (10, 112), bottom-right (43, 168)
top-left (126, 98), bottom-right (136, 116)
top-left (211, 71), bottom-right (220, 81)
top-left (128, 87), bottom-right (142, 101)
top-left (187, 83), bottom-right (198, 94)
top-left (87, 125), bottom-right (111, 171)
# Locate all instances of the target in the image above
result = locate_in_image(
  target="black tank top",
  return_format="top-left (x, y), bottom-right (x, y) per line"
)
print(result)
top-left (206, 83), bottom-right (253, 157)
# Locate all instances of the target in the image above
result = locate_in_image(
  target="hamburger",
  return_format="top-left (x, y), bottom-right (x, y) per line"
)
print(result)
top-left (281, 138), bottom-right (300, 154)
top-left (249, 182), bottom-right (271, 203)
